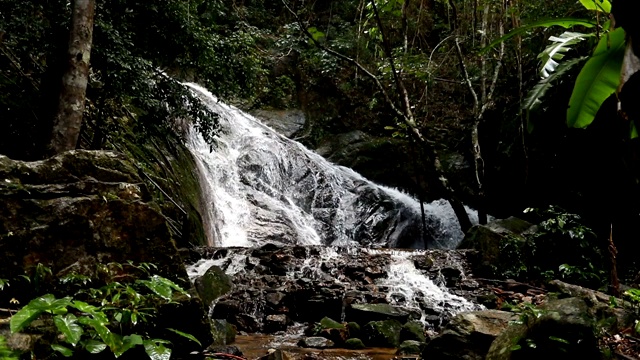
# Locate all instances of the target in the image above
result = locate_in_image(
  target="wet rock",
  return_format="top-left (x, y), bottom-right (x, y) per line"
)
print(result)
top-left (423, 310), bottom-right (517, 360)
top-left (344, 338), bottom-right (366, 349)
top-left (265, 292), bottom-right (286, 307)
top-left (459, 217), bottom-right (536, 277)
top-left (297, 337), bottom-right (334, 349)
top-left (251, 109), bottom-right (306, 138)
top-left (397, 340), bottom-right (424, 355)
top-left (259, 349), bottom-right (294, 360)
top-left (264, 314), bottom-right (290, 333)
top-left (211, 319), bottom-right (237, 346)
top-left (195, 265), bottom-right (232, 307)
top-left (347, 303), bottom-right (410, 325)
top-left (400, 321), bottom-right (426, 343)
top-left (486, 297), bottom-right (600, 360)
top-left (362, 320), bottom-right (403, 348)
top-left (347, 322), bottom-right (361, 339)
top-left (319, 317), bottom-right (345, 330)
top-left (206, 345), bottom-right (243, 357)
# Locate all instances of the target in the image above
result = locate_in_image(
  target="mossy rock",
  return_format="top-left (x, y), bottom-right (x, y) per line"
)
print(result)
top-left (400, 320), bottom-right (426, 343)
top-left (396, 340), bottom-right (424, 355)
top-left (344, 338), bottom-right (366, 350)
top-left (362, 320), bottom-right (403, 348)
top-left (211, 319), bottom-right (237, 346)
top-left (320, 317), bottom-right (345, 330)
top-left (347, 322), bottom-right (361, 338)
top-left (195, 265), bottom-right (233, 306)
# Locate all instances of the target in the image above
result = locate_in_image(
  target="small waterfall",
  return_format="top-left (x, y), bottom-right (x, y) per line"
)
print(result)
top-left (184, 83), bottom-right (475, 249)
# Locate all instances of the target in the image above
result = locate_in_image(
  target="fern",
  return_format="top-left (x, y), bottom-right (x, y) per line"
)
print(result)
top-left (539, 32), bottom-right (592, 78)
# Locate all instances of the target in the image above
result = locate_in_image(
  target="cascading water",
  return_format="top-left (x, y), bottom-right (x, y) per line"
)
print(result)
top-left (184, 83), bottom-right (476, 249)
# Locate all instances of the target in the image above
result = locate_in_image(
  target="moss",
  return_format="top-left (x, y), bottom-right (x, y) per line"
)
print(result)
top-left (344, 338), bottom-right (366, 349)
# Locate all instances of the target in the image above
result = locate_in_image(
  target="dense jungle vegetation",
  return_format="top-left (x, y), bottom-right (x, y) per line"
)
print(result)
top-left (1, 0), bottom-right (639, 282)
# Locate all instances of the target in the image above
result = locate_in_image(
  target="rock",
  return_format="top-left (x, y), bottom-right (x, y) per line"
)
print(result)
top-left (346, 303), bottom-right (410, 325)
top-left (251, 109), bottom-right (306, 138)
top-left (459, 217), bottom-right (537, 278)
top-left (0, 150), bottom-right (213, 352)
top-left (400, 321), bottom-right (426, 343)
top-left (211, 319), bottom-right (237, 346)
top-left (486, 297), bottom-right (600, 360)
top-left (396, 340), bottom-right (424, 355)
top-left (258, 349), bottom-right (294, 360)
top-left (344, 338), bottom-right (366, 349)
top-left (423, 310), bottom-right (517, 360)
top-left (362, 320), bottom-right (403, 348)
top-left (264, 314), bottom-right (290, 333)
top-left (297, 337), bottom-right (334, 349)
top-left (319, 317), bottom-right (345, 330)
top-left (194, 265), bottom-right (233, 307)
top-left (347, 322), bottom-right (361, 339)
top-left (206, 345), bottom-right (243, 357)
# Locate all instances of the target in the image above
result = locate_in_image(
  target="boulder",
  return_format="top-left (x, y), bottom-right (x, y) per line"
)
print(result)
top-left (344, 338), bottom-right (366, 349)
top-left (346, 303), bottom-right (410, 325)
top-left (297, 337), bottom-right (334, 349)
top-left (400, 321), bottom-right (426, 343)
top-left (423, 310), bottom-right (517, 360)
top-left (194, 265), bottom-right (233, 307)
top-left (486, 297), bottom-right (600, 360)
top-left (396, 340), bottom-right (424, 355)
top-left (459, 217), bottom-right (537, 278)
top-left (362, 320), bottom-right (403, 348)
top-left (211, 319), bottom-right (237, 346)
top-left (264, 314), bottom-right (290, 333)
top-left (0, 150), bottom-right (213, 352)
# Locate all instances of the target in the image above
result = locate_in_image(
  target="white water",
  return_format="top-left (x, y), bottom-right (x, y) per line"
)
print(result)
top-left (184, 83), bottom-right (476, 249)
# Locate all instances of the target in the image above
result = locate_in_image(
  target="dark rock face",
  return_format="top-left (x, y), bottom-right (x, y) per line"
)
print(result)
top-left (362, 320), bottom-right (403, 348)
top-left (195, 265), bottom-right (233, 307)
top-left (0, 150), bottom-right (213, 347)
top-left (190, 245), bottom-right (483, 335)
top-left (486, 297), bottom-right (600, 360)
top-left (459, 217), bottom-right (537, 277)
top-left (423, 310), bottom-right (517, 360)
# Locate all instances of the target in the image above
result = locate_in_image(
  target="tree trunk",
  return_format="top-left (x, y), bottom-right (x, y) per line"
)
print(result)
top-left (49, 0), bottom-right (95, 154)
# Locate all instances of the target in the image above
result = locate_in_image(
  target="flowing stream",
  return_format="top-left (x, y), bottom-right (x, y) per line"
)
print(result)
top-left (184, 83), bottom-right (476, 249)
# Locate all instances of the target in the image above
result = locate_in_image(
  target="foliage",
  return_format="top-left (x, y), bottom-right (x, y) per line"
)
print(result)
top-left (0, 0), bottom-right (270, 159)
top-left (0, 335), bottom-right (18, 360)
top-left (524, 206), bottom-right (607, 288)
top-left (623, 288), bottom-right (640, 335)
top-left (3, 262), bottom-right (199, 359)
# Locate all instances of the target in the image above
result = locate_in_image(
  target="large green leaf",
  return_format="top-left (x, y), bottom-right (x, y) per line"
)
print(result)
top-left (54, 314), bottom-right (83, 347)
top-left (479, 18), bottom-right (597, 55)
top-left (143, 340), bottom-right (172, 360)
top-left (51, 344), bottom-right (73, 357)
top-left (579, 0), bottom-right (611, 13)
top-left (82, 340), bottom-right (107, 354)
top-left (166, 328), bottom-right (202, 346)
top-left (10, 307), bottom-right (43, 333)
top-left (567, 28), bottom-right (626, 128)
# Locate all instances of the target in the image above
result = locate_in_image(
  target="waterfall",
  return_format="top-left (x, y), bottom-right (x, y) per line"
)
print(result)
top-left (184, 83), bottom-right (476, 249)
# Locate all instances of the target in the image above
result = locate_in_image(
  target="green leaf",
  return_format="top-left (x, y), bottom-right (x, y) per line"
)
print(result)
top-left (479, 18), bottom-right (597, 55)
top-left (307, 27), bottom-right (325, 42)
top-left (539, 32), bottom-right (592, 77)
top-left (549, 336), bottom-right (571, 344)
top-left (579, 0), bottom-right (611, 13)
top-left (143, 340), bottom-right (172, 360)
top-left (54, 314), bottom-right (83, 347)
top-left (166, 328), bottom-right (202, 346)
top-left (7, 295), bottom-right (69, 333)
top-left (51, 344), bottom-right (73, 357)
top-left (82, 340), bottom-right (107, 354)
top-left (567, 28), bottom-right (626, 128)
top-left (0, 279), bottom-right (8, 290)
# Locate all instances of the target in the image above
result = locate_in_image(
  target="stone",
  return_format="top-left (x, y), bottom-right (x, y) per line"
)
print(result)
top-left (346, 303), bottom-right (410, 325)
top-left (459, 217), bottom-right (537, 278)
top-left (400, 321), bottom-right (426, 343)
top-left (297, 337), bottom-right (334, 349)
top-left (362, 320), bottom-right (403, 348)
top-left (194, 265), bottom-right (233, 307)
top-left (486, 297), bottom-right (600, 360)
top-left (264, 314), bottom-right (290, 333)
top-left (319, 317), bottom-right (345, 330)
top-left (423, 310), bottom-right (517, 360)
top-left (344, 338), bottom-right (366, 349)
top-left (396, 340), bottom-right (424, 355)
top-left (211, 319), bottom-right (237, 346)
top-left (251, 109), bottom-right (306, 138)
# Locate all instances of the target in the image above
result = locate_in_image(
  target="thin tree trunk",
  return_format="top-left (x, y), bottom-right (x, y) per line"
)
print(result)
top-left (50, 0), bottom-right (95, 154)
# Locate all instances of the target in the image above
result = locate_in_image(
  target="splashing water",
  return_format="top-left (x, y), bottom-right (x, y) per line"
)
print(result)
top-left (184, 83), bottom-right (476, 249)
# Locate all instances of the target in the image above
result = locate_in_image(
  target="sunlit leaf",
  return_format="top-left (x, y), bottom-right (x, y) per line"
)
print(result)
top-left (144, 340), bottom-right (172, 360)
top-left (579, 0), bottom-right (611, 13)
top-left (51, 344), bottom-right (73, 357)
top-left (567, 28), bottom-right (626, 128)
top-left (166, 328), bottom-right (202, 346)
top-left (54, 314), bottom-right (83, 346)
top-left (82, 339), bottom-right (107, 354)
